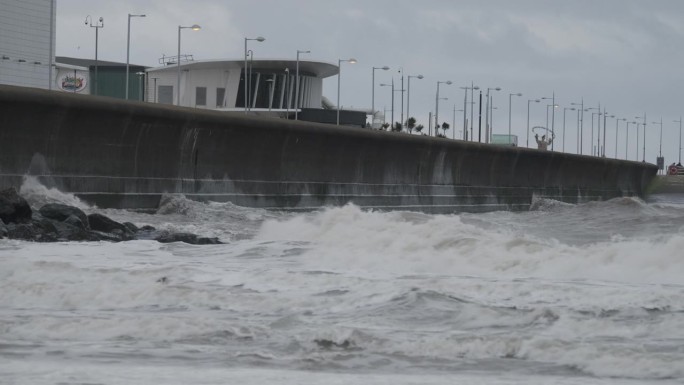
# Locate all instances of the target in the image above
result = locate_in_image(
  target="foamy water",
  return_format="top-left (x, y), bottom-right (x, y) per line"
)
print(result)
top-left (2, 177), bottom-right (684, 384)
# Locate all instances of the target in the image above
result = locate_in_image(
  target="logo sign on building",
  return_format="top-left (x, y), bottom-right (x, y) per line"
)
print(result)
top-left (59, 72), bottom-right (87, 92)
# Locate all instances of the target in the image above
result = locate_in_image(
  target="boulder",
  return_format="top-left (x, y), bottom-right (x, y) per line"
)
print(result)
top-left (39, 203), bottom-right (89, 229)
top-left (0, 187), bottom-right (32, 224)
top-left (87, 213), bottom-right (133, 236)
top-left (155, 231), bottom-right (223, 245)
top-left (6, 222), bottom-right (57, 242)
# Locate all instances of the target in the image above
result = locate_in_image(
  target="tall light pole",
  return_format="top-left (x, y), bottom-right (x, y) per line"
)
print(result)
top-left (460, 85), bottom-right (479, 140)
top-left (435, 80), bottom-right (452, 131)
top-left (675, 117), bottom-right (683, 164)
top-left (176, 24), bottom-right (200, 106)
top-left (84, 16), bottom-right (104, 96)
top-left (453, 105), bottom-right (464, 139)
top-left (243, 36), bottom-right (265, 112)
top-left (372, 66), bottom-right (390, 127)
top-left (571, 101), bottom-right (584, 154)
top-left (337, 58), bottom-right (357, 125)
top-left (406, 74), bottom-right (423, 125)
top-left (508, 92), bottom-right (521, 142)
top-left (625, 121), bottom-right (634, 160)
top-left (526, 99), bottom-right (540, 148)
top-left (635, 114), bottom-right (647, 162)
top-left (603, 112), bottom-right (614, 157)
top-left (379, 82), bottom-right (395, 129)
top-left (562, 107), bottom-right (575, 153)
top-left (652, 118), bottom-right (663, 159)
top-left (485, 87), bottom-right (501, 143)
top-left (126, 13), bottom-right (145, 100)
top-left (615, 118), bottom-right (626, 159)
top-left (295, 49), bottom-right (310, 120)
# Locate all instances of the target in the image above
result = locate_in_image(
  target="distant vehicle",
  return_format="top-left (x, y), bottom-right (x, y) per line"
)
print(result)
top-left (491, 134), bottom-right (518, 146)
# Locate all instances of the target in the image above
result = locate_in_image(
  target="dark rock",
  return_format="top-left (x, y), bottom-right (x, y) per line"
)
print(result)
top-left (64, 214), bottom-right (87, 230)
top-left (123, 222), bottom-right (139, 233)
top-left (39, 203), bottom-right (89, 229)
top-left (156, 232), bottom-right (198, 244)
top-left (140, 225), bottom-right (156, 231)
top-left (88, 213), bottom-right (133, 236)
top-left (0, 187), bottom-right (32, 224)
top-left (196, 237), bottom-right (223, 245)
top-left (6, 222), bottom-right (57, 242)
top-left (154, 232), bottom-right (223, 245)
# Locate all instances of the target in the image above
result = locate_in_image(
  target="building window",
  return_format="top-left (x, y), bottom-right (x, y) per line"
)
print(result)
top-left (216, 88), bottom-right (225, 107)
top-left (158, 85), bottom-right (173, 104)
top-left (196, 87), bottom-right (207, 106)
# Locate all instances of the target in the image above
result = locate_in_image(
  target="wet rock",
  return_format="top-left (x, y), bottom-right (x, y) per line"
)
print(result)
top-left (123, 222), bottom-right (139, 233)
top-left (64, 214), bottom-right (87, 230)
top-left (88, 213), bottom-right (133, 237)
top-left (39, 203), bottom-right (89, 229)
top-left (6, 222), bottom-right (57, 242)
top-left (155, 231), bottom-right (222, 245)
top-left (0, 187), bottom-right (32, 224)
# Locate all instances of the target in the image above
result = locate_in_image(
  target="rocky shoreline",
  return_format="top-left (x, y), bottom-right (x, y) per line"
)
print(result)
top-left (0, 188), bottom-right (222, 244)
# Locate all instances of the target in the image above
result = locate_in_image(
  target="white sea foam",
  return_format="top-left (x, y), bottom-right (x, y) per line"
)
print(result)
top-left (18, 175), bottom-right (92, 209)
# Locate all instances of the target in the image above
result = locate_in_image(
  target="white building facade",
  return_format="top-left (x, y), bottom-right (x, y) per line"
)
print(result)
top-left (146, 59), bottom-right (338, 115)
top-left (0, 0), bottom-right (55, 89)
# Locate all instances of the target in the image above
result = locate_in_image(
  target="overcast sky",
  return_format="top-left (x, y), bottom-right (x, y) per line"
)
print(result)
top-left (56, 0), bottom-right (684, 165)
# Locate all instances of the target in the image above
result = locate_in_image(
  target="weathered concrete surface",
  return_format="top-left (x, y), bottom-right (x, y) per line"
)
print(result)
top-left (648, 175), bottom-right (684, 195)
top-left (0, 85), bottom-right (657, 213)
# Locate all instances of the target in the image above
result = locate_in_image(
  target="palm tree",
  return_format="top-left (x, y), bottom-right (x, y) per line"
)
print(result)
top-left (441, 122), bottom-right (450, 137)
top-left (381, 122), bottom-right (390, 130)
top-left (406, 117), bottom-right (417, 133)
top-left (392, 122), bottom-right (402, 132)
top-left (415, 124), bottom-right (424, 134)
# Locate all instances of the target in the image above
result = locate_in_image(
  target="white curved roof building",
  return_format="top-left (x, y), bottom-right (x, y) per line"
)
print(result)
top-left (146, 58), bottom-right (339, 116)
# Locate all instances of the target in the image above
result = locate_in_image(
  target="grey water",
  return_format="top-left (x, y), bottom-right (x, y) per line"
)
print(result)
top-left (1, 179), bottom-right (684, 384)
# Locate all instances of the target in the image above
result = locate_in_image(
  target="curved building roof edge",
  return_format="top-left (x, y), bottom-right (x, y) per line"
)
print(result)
top-left (147, 58), bottom-right (339, 78)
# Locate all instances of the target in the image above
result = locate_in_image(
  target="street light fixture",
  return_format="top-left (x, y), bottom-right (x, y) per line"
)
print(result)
top-left (675, 118), bottom-right (683, 164)
top-left (460, 84), bottom-right (479, 140)
top-left (337, 58), bottom-right (357, 125)
top-left (635, 114), bottom-right (647, 162)
top-left (571, 101), bottom-right (584, 154)
top-left (485, 87), bottom-right (501, 143)
top-left (615, 118), bottom-right (626, 159)
top-left (126, 13), bottom-right (145, 100)
top-left (176, 24), bottom-right (200, 106)
top-left (652, 118), bottom-right (663, 160)
top-left (435, 80), bottom-right (452, 135)
top-left (406, 74), bottom-right (423, 127)
top-left (243, 36), bottom-right (265, 112)
top-left (508, 92), bottom-right (522, 142)
top-left (295, 49), bottom-right (311, 120)
top-left (372, 65), bottom-right (390, 127)
top-left (84, 15), bottom-right (104, 96)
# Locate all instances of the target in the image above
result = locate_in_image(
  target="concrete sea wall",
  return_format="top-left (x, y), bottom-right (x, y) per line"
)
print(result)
top-left (0, 85), bottom-right (657, 212)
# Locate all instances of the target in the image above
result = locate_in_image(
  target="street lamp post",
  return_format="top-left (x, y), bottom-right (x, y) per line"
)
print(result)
top-left (176, 24), bottom-right (201, 106)
top-left (615, 118), bottom-right (626, 159)
top-left (508, 92), bottom-right (521, 142)
top-left (675, 117), bottom-right (683, 164)
top-left (379, 82), bottom-right (395, 129)
top-left (460, 84), bottom-right (479, 141)
top-left (435, 81), bottom-right (452, 132)
top-left (243, 36), bottom-right (265, 112)
top-left (603, 113), bottom-right (614, 157)
top-left (126, 13), bottom-right (145, 100)
top-left (652, 118), bottom-right (663, 159)
top-left (372, 65), bottom-right (390, 127)
top-left (526, 99), bottom-right (540, 148)
top-left (295, 49), bottom-right (310, 120)
top-left (625, 121), bottom-right (634, 160)
top-left (406, 74), bottom-right (423, 126)
top-left (571, 101), bottom-right (584, 154)
top-left (469, 83), bottom-right (479, 141)
top-left (453, 105), bottom-right (464, 139)
top-left (84, 16), bottom-right (103, 96)
top-left (635, 115), bottom-right (647, 162)
top-left (484, 87), bottom-right (501, 143)
top-left (337, 58), bottom-right (357, 125)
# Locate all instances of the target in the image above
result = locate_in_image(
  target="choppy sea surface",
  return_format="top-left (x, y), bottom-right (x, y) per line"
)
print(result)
top-left (2, 178), bottom-right (684, 385)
